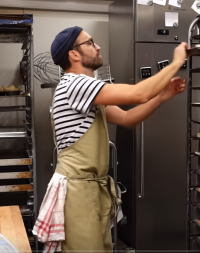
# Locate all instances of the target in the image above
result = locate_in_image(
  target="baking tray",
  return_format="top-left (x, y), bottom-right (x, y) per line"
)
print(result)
top-left (0, 172), bottom-right (32, 179)
top-left (192, 35), bottom-right (200, 40)
top-left (187, 48), bottom-right (200, 56)
top-left (0, 150), bottom-right (32, 166)
top-left (0, 91), bottom-right (21, 96)
top-left (0, 127), bottom-right (27, 138)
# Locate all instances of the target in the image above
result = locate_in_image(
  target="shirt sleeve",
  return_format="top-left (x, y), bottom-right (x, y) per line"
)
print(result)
top-left (66, 76), bottom-right (106, 114)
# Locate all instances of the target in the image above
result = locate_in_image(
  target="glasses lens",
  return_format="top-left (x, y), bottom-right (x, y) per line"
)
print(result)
top-left (90, 39), bottom-right (95, 47)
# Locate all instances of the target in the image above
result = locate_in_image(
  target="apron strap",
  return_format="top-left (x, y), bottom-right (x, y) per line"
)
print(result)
top-left (66, 175), bottom-right (122, 217)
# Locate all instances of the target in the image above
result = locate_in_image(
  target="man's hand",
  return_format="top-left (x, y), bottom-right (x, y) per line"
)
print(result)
top-left (158, 76), bottom-right (186, 103)
top-left (173, 42), bottom-right (189, 66)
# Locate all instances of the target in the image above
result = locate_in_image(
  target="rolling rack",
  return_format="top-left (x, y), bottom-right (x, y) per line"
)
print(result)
top-left (0, 16), bottom-right (37, 251)
top-left (188, 14), bottom-right (200, 251)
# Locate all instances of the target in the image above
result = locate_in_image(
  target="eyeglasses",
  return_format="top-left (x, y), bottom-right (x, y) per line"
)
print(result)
top-left (72, 38), bottom-right (95, 49)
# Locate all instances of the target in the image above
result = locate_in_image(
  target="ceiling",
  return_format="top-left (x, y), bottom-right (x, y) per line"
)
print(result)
top-left (0, 0), bottom-right (114, 13)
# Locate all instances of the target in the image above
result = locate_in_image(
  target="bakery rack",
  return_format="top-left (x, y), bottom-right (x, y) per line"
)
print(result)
top-left (0, 19), bottom-right (37, 251)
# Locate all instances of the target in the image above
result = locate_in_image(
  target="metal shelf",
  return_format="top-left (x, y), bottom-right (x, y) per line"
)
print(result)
top-left (192, 35), bottom-right (200, 40)
top-left (0, 105), bottom-right (30, 112)
top-left (190, 170), bottom-right (200, 175)
top-left (191, 87), bottom-right (200, 90)
top-left (0, 95), bottom-right (29, 98)
top-left (0, 158), bottom-right (32, 166)
top-left (0, 127), bottom-right (27, 138)
top-left (0, 184), bottom-right (33, 192)
top-left (191, 152), bottom-right (200, 157)
top-left (187, 48), bottom-right (200, 56)
top-left (188, 16), bottom-right (200, 251)
top-left (190, 68), bottom-right (200, 73)
top-left (191, 120), bottom-right (200, 124)
top-left (0, 172), bottom-right (32, 179)
top-left (191, 103), bottom-right (200, 107)
top-left (0, 22), bottom-right (37, 251)
top-left (190, 136), bottom-right (200, 140)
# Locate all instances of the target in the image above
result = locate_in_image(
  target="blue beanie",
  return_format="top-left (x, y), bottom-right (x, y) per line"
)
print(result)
top-left (51, 26), bottom-right (83, 65)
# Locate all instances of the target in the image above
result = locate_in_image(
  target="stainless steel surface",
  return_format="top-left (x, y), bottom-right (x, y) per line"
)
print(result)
top-left (138, 122), bottom-right (144, 199)
top-left (136, 0), bottom-right (195, 42)
top-left (109, 0), bottom-right (194, 251)
top-left (0, 127), bottom-right (27, 138)
top-left (137, 42), bottom-right (187, 251)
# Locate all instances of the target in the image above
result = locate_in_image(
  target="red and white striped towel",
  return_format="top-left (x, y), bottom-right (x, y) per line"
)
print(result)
top-left (32, 172), bottom-right (67, 253)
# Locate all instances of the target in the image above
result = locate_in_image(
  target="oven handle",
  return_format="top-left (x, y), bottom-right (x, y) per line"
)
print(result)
top-left (138, 121), bottom-right (144, 199)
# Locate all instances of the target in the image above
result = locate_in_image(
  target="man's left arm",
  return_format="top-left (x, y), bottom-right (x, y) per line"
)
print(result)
top-left (105, 77), bottom-right (186, 128)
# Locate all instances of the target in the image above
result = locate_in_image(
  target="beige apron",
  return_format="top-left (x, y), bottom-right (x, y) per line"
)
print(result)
top-left (53, 105), bottom-right (119, 252)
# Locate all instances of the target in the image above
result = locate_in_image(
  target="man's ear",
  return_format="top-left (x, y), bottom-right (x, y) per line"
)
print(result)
top-left (68, 50), bottom-right (81, 62)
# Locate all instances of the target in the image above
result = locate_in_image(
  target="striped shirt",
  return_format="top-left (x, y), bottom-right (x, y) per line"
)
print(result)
top-left (53, 73), bottom-right (106, 153)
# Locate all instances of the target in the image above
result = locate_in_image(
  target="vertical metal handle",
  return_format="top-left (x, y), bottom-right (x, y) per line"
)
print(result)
top-left (53, 147), bottom-right (57, 172)
top-left (138, 122), bottom-right (144, 199)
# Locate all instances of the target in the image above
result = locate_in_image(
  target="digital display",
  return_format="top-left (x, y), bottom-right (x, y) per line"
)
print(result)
top-left (140, 67), bottom-right (151, 79)
top-left (158, 60), bottom-right (169, 71)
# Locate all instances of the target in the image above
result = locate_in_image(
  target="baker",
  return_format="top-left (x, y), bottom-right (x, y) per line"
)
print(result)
top-left (34, 26), bottom-right (188, 252)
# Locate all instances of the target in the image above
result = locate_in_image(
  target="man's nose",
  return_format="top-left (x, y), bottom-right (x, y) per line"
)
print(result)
top-left (94, 43), bottom-right (101, 50)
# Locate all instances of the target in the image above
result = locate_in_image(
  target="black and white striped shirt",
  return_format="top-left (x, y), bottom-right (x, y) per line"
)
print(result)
top-left (53, 73), bottom-right (106, 153)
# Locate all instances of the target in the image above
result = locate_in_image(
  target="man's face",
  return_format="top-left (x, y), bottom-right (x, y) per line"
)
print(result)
top-left (75, 31), bottom-right (103, 70)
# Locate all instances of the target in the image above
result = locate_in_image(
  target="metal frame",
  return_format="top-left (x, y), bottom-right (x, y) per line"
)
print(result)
top-left (0, 24), bottom-right (37, 251)
top-left (188, 15), bottom-right (200, 251)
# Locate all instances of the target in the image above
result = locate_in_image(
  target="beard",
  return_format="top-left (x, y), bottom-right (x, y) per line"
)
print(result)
top-left (79, 51), bottom-right (103, 71)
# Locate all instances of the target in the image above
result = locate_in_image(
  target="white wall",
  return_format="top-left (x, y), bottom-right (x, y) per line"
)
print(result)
top-left (26, 9), bottom-right (109, 64)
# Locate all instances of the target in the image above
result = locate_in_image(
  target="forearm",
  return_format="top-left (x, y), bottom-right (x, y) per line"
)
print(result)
top-left (133, 60), bottom-right (182, 103)
top-left (122, 94), bottom-right (163, 128)
top-left (93, 61), bottom-right (182, 106)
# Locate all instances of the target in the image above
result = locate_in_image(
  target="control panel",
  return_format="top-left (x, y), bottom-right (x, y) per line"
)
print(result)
top-left (180, 59), bottom-right (187, 70)
top-left (157, 29), bottom-right (169, 35)
top-left (140, 67), bottom-right (151, 79)
top-left (158, 60), bottom-right (169, 71)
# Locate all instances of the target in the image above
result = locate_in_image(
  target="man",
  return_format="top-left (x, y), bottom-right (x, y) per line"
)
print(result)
top-left (35, 26), bottom-right (188, 252)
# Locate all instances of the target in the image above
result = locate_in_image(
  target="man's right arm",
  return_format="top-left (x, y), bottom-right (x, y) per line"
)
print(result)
top-left (93, 42), bottom-right (188, 106)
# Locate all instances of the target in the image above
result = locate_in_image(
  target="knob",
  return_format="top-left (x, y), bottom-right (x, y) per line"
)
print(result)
top-left (174, 36), bottom-right (178, 40)
top-left (197, 2), bottom-right (200, 9)
top-left (147, 0), bottom-right (153, 6)
top-left (173, 22), bottom-right (178, 28)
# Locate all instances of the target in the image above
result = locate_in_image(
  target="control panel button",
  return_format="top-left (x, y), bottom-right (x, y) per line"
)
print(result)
top-left (158, 60), bottom-right (169, 71)
top-left (140, 67), bottom-right (152, 79)
top-left (157, 29), bottom-right (169, 35)
top-left (180, 59), bottom-right (187, 70)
